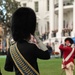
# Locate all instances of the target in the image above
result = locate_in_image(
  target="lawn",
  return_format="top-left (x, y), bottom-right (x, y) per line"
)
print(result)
top-left (0, 56), bottom-right (75, 75)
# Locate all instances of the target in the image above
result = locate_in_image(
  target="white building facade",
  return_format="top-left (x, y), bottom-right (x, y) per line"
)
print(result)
top-left (16, 0), bottom-right (75, 53)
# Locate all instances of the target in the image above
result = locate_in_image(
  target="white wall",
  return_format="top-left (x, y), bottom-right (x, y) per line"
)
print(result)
top-left (63, 10), bottom-right (73, 28)
top-left (68, 11), bottom-right (73, 29)
top-left (54, 14), bottom-right (58, 30)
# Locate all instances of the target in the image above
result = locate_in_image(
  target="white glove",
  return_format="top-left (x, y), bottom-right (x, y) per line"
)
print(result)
top-left (35, 35), bottom-right (48, 51)
top-left (71, 44), bottom-right (75, 48)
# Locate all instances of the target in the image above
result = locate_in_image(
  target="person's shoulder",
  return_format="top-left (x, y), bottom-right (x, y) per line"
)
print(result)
top-left (29, 42), bottom-right (37, 47)
top-left (10, 41), bottom-right (16, 46)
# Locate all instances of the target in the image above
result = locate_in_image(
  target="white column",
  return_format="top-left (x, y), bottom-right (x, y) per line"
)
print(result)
top-left (71, 0), bottom-right (75, 37)
top-left (49, 0), bottom-right (54, 38)
top-left (56, 0), bottom-right (63, 38)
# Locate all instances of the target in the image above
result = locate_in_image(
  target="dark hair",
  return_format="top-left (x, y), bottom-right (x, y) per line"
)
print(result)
top-left (11, 7), bottom-right (36, 42)
top-left (65, 38), bottom-right (74, 44)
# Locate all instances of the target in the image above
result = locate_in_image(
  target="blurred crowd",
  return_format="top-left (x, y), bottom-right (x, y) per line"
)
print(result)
top-left (39, 32), bottom-right (49, 41)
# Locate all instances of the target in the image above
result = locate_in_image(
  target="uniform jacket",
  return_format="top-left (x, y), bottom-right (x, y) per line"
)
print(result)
top-left (4, 40), bottom-right (50, 75)
top-left (59, 44), bottom-right (75, 65)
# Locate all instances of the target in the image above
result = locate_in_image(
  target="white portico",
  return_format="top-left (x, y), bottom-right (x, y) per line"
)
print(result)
top-left (15, 0), bottom-right (75, 53)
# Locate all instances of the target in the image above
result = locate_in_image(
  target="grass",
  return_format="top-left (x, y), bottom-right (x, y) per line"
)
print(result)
top-left (0, 56), bottom-right (15, 75)
top-left (38, 58), bottom-right (63, 75)
top-left (0, 56), bottom-right (75, 75)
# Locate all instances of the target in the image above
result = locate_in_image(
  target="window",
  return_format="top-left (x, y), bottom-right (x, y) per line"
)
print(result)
top-left (47, 0), bottom-right (49, 11)
top-left (63, 20), bottom-right (65, 28)
top-left (23, 3), bottom-right (26, 7)
top-left (52, 32), bottom-right (56, 37)
top-left (35, 23), bottom-right (39, 35)
top-left (36, 22), bottom-right (38, 31)
top-left (34, 1), bottom-right (39, 12)
top-left (47, 21), bottom-right (49, 31)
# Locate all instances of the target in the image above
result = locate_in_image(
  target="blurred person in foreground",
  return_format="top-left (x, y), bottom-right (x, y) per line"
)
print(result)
top-left (4, 7), bottom-right (51, 75)
top-left (59, 38), bottom-right (75, 75)
top-left (0, 24), bottom-right (7, 54)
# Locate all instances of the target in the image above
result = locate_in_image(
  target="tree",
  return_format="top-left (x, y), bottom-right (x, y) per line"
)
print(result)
top-left (0, 0), bottom-right (21, 36)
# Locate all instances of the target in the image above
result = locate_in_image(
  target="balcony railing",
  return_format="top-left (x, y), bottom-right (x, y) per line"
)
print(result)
top-left (54, 3), bottom-right (58, 8)
top-left (63, 1), bottom-right (73, 6)
top-left (62, 27), bottom-right (72, 36)
top-left (62, 28), bottom-right (73, 31)
top-left (54, 1), bottom-right (73, 8)
top-left (52, 29), bottom-right (58, 37)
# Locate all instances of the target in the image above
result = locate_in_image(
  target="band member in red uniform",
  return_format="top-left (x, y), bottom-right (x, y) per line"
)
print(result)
top-left (59, 38), bottom-right (75, 75)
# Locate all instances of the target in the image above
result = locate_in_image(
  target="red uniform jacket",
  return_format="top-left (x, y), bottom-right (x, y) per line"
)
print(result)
top-left (59, 44), bottom-right (75, 65)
